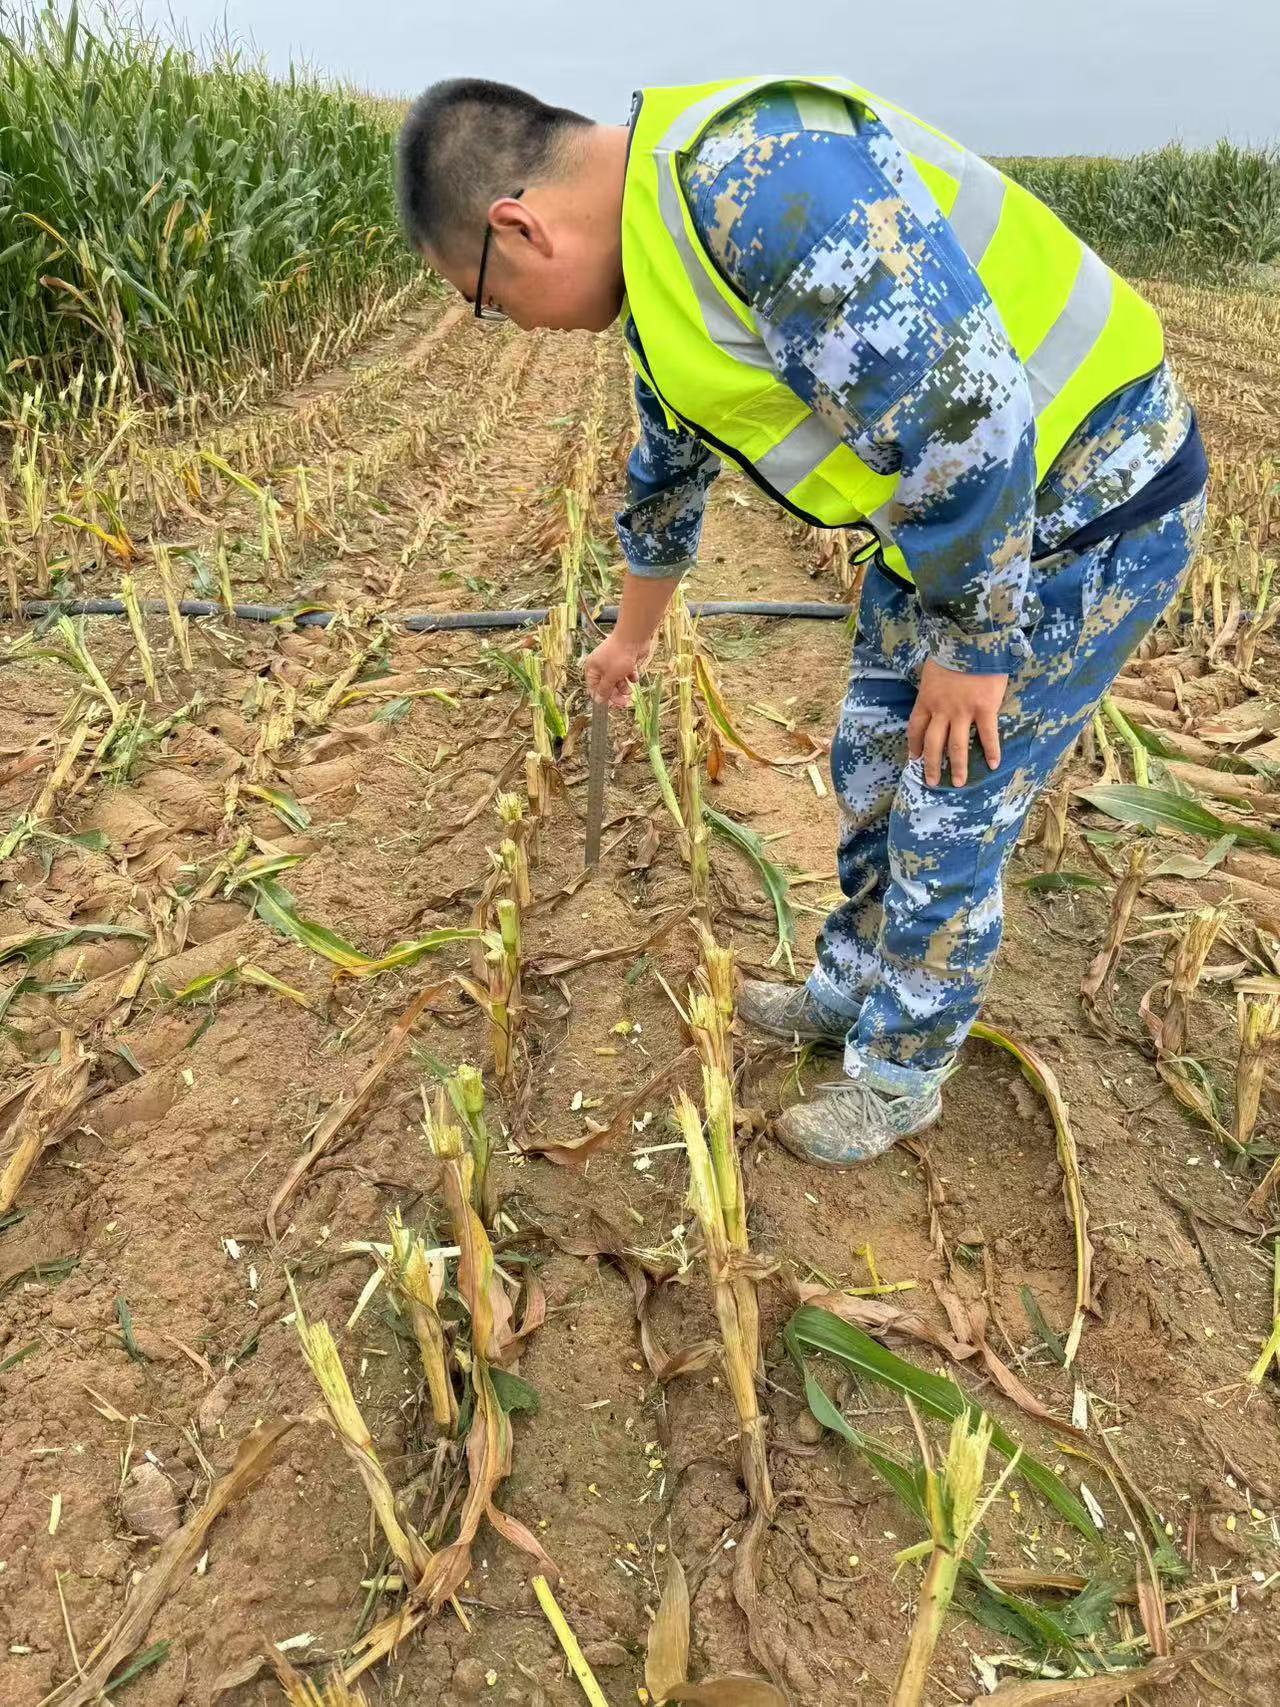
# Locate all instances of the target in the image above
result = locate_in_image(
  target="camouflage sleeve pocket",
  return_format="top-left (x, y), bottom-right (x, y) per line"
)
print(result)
top-left (754, 204), bottom-right (957, 433)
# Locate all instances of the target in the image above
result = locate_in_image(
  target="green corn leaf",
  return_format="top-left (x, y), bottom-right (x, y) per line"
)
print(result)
top-left (1078, 783), bottom-right (1280, 855)
top-left (0, 924), bottom-right (149, 970)
top-left (490, 1368), bottom-right (541, 1415)
top-left (104, 1639), bottom-right (171, 1695)
top-left (1019, 1285), bottom-right (1069, 1366)
top-left (341, 926), bottom-right (481, 979)
top-left (785, 1332), bottom-right (926, 1523)
top-left (961, 1570), bottom-right (1086, 1657)
top-left (225, 852), bottom-right (304, 892)
top-left (634, 678), bottom-right (686, 832)
top-left (705, 806), bottom-right (796, 963)
top-left (172, 963), bottom-right (240, 1002)
top-left (250, 878), bottom-right (370, 971)
top-left (239, 964), bottom-right (314, 1008)
top-left (785, 1305), bottom-right (1099, 1541)
top-left (242, 782), bottom-right (311, 831)
top-left (1060, 1576), bottom-right (1119, 1637)
top-left (1021, 871), bottom-right (1106, 893)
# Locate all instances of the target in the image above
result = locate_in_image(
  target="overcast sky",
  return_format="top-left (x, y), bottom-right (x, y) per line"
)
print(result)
top-left (140, 0), bottom-right (1277, 156)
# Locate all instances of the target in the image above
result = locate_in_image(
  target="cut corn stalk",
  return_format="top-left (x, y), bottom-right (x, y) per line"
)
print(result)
top-left (119, 574), bottom-right (158, 697)
top-left (445, 1063), bottom-right (495, 1224)
top-left (674, 1090), bottom-right (773, 1518)
top-left (153, 545), bottom-right (193, 670)
top-left (291, 1280), bottom-right (433, 1583)
top-left (673, 619), bottom-right (710, 908)
top-left (0, 720), bottom-right (92, 861)
top-left (889, 1407), bottom-right (1007, 1707)
top-left (387, 1210), bottom-right (456, 1429)
top-left (417, 1091), bottom-right (558, 1608)
top-left (1247, 1239), bottom-right (1280, 1385)
top-left (1101, 695), bottom-right (1151, 786)
top-left (688, 929), bottom-right (759, 1379)
top-left (271, 1655), bottom-right (370, 1706)
top-left (1234, 992), bottom-right (1280, 1148)
top-left (485, 897), bottom-right (523, 1085)
top-left (0, 1033), bottom-right (93, 1215)
top-left (1160, 906), bottom-right (1227, 1056)
top-left (1079, 843), bottom-right (1148, 1011)
top-left (496, 793), bottom-right (531, 907)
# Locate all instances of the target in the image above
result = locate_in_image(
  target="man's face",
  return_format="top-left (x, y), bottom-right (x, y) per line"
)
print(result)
top-left (427, 194), bottom-right (625, 334)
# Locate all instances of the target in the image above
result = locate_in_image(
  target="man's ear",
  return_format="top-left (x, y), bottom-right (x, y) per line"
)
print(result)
top-left (489, 195), bottom-right (553, 258)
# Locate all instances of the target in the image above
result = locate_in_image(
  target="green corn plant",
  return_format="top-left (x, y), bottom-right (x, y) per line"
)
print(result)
top-left (633, 677), bottom-right (685, 833)
top-left (0, 5), bottom-right (420, 436)
top-left (496, 794), bottom-right (531, 908)
top-left (889, 1408), bottom-right (1015, 1707)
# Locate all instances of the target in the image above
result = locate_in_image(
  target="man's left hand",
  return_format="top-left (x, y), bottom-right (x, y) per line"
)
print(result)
top-left (907, 658), bottom-right (1008, 787)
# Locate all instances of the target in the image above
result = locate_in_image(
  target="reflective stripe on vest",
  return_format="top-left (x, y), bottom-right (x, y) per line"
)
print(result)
top-left (620, 76), bottom-right (1165, 581)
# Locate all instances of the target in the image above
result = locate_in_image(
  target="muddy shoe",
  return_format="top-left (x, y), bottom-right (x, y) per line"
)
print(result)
top-left (775, 1077), bottom-right (941, 1168)
top-left (737, 980), bottom-right (850, 1044)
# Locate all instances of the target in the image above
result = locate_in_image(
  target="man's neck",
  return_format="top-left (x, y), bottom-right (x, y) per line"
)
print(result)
top-left (563, 123), bottom-right (631, 232)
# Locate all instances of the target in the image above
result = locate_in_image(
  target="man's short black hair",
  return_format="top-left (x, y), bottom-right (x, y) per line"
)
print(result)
top-left (397, 79), bottom-right (593, 264)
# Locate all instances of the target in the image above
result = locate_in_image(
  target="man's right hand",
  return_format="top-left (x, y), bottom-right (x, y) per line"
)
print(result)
top-left (585, 634), bottom-right (649, 707)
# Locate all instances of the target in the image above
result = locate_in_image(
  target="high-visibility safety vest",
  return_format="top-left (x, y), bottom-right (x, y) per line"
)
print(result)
top-left (620, 76), bottom-right (1165, 581)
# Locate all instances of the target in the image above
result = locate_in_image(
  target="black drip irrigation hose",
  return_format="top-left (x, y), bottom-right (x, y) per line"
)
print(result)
top-left (9, 596), bottom-right (854, 631)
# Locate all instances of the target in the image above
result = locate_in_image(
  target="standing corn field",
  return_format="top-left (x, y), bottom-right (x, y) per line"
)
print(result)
top-left (1001, 141), bottom-right (1280, 279)
top-left (0, 3), bottom-right (416, 429)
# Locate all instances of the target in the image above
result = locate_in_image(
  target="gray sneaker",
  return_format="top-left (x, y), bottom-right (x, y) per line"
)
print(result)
top-left (737, 980), bottom-right (850, 1045)
top-left (775, 1077), bottom-right (942, 1168)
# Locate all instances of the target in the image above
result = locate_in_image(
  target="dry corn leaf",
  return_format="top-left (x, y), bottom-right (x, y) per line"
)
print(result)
top-left (646, 1553), bottom-right (690, 1701)
top-left (663, 1680), bottom-right (787, 1706)
top-left (40, 1421), bottom-right (292, 1707)
top-left (985, 1658), bottom-right (1183, 1704)
top-left (527, 905), bottom-right (687, 978)
top-left (0, 1037), bottom-right (92, 1216)
top-left (266, 982), bottom-right (446, 1239)
top-left (520, 1050), bottom-right (692, 1169)
top-left (342, 1603), bottom-right (429, 1686)
top-left (971, 1022), bottom-right (1097, 1365)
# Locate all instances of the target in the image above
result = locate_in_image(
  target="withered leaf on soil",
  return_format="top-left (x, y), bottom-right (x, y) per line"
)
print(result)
top-left (985, 1658), bottom-right (1184, 1704)
top-left (266, 981), bottom-right (447, 1239)
top-left (971, 1020), bottom-right (1098, 1365)
top-left (547, 1206), bottom-right (703, 1379)
top-left (663, 1682), bottom-right (787, 1707)
top-left (646, 1553), bottom-right (691, 1701)
top-left (519, 1049), bottom-right (693, 1169)
top-left (40, 1421), bottom-right (293, 1707)
top-left (526, 904), bottom-right (688, 978)
top-left (421, 747), bottom-right (523, 848)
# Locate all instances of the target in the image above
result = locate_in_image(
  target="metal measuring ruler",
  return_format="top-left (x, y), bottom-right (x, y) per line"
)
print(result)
top-left (584, 699), bottom-right (609, 872)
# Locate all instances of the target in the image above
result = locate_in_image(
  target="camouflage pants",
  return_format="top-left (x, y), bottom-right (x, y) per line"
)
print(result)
top-left (807, 488), bottom-right (1208, 1093)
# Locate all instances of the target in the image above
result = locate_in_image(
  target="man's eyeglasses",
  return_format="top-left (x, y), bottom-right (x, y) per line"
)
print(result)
top-left (474, 187), bottom-right (524, 321)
